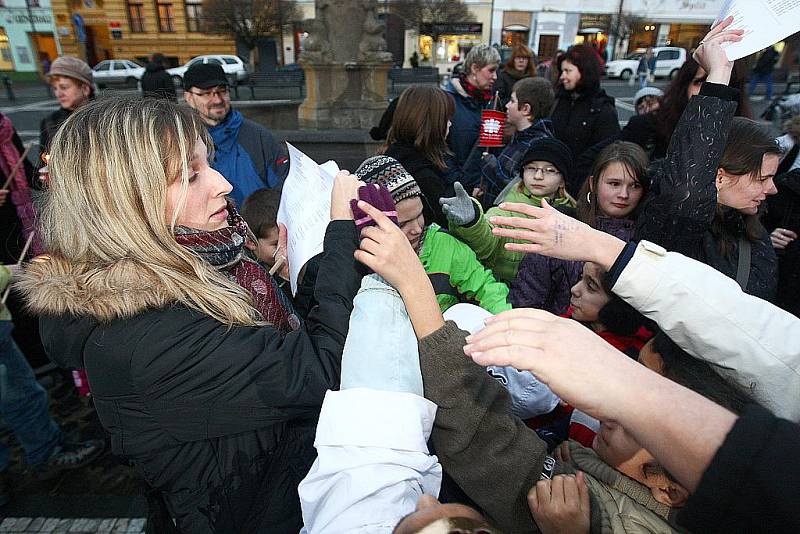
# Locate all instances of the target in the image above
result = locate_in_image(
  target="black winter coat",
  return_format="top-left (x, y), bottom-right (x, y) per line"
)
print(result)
top-left (29, 221), bottom-right (361, 533)
top-left (493, 69), bottom-right (530, 108)
top-left (634, 83), bottom-right (778, 301)
top-left (549, 85), bottom-right (620, 167)
top-left (384, 142), bottom-right (455, 227)
top-left (677, 404), bottom-right (800, 533)
top-left (764, 169), bottom-right (800, 316)
top-left (39, 107), bottom-right (72, 153)
top-left (141, 62), bottom-right (177, 100)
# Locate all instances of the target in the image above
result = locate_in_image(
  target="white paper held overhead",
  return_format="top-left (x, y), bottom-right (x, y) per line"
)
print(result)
top-left (714, 0), bottom-right (800, 61)
top-left (276, 144), bottom-right (339, 295)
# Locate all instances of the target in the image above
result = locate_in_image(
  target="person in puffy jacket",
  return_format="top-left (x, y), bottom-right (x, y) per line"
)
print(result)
top-left (18, 97), bottom-right (378, 533)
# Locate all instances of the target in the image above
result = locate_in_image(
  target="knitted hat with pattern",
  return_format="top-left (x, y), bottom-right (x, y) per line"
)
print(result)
top-left (355, 155), bottom-right (421, 204)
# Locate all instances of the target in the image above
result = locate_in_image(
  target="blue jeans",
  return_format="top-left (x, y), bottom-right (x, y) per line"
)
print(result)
top-left (749, 72), bottom-right (774, 100)
top-left (340, 275), bottom-right (423, 396)
top-left (638, 73), bottom-right (649, 89)
top-left (0, 321), bottom-right (60, 472)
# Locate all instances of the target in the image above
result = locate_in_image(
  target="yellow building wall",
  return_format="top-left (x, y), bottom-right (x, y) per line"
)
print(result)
top-left (52, 0), bottom-right (235, 65)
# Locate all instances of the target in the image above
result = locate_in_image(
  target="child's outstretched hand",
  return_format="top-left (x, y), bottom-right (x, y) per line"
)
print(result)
top-left (440, 182), bottom-right (477, 226)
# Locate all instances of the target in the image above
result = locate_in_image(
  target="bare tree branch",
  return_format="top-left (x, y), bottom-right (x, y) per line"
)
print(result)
top-left (202, 0), bottom-right (299, 50)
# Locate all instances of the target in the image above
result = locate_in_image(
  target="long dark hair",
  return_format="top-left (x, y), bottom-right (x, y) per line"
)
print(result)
top-left (713, 117), bottom-right (782, 254)
top-left (652, 333), bottom-right (760, 415)
top-left (577, 142), bottom-right (650, 228)
top-left (557, 44), bottom-right (601, 92)
top-left (383, 85), bottom-right (455, 171)
top-left (654, 57), bottom-right (752, 143)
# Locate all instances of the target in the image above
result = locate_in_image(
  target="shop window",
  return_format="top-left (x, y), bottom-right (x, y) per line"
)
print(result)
top-left (156, 1), bottom-right (175, 32)
top-left (127, 1), bottom-right (146, 32)
top-left (185, 0), bottom-right (202, 32)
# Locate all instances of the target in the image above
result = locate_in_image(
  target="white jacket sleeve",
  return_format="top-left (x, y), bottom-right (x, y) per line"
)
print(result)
top-left (299, 388), bottom-right (442, 533)
top-left (612, 241), bottom-right (800, 421)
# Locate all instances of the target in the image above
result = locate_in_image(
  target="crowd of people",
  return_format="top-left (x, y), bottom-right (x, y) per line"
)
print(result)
top-left (0, 15), bottom-right (798, 533)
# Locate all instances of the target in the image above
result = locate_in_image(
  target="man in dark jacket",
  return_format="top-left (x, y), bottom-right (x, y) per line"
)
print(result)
top-left (140, 53), bottom-right (176, 101)
top-left (184, 63), bottom-right (289, 206)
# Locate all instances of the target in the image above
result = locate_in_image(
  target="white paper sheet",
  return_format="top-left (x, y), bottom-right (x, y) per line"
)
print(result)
top-left (714, 0), bottom-right (800, 61)
top-left (276, 144), bottom-right (339, 295)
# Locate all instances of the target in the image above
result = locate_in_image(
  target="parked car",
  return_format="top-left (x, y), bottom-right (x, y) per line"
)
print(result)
top-left (167, 55), bottom-right (249, 86)
top-left (604, 46), bottom-right (687, 80)
top-left (92, 59), bottom-right (145, 88)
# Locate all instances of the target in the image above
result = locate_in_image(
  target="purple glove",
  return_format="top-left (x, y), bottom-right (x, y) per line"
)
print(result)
top-left (350, 184), bottom-right (398, 233)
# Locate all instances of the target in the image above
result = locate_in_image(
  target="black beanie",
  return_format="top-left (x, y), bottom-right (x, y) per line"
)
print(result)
top-left (519, 137), bottom-right (574, 179)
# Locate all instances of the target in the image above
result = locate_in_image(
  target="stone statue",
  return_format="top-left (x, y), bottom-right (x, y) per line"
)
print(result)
top-left (358, 1), bottom-right (392, 62)
top-left (302, 0), bottom-right (391, 63)
top-left (301, 18), bottom-right (333, 63)
top-left (298, 0), bottom-right (394, 129)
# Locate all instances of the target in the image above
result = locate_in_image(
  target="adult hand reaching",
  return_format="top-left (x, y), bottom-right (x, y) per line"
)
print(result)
top-left (330, 170), bottom-right (364, 221)
top-left (692, 16), bottom-right (744, 86)
top-left (463, 308), bottom-right (641, 422)
top-left (488, 199), bottom-right (626, 269)
top-left (439, 182), bottom-right (477, 226)
top-left (770, 228), bottom-right (797, 250)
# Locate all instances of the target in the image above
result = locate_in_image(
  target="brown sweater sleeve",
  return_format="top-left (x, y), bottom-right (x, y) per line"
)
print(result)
top-left (419, 321), bottom-right (547, 533)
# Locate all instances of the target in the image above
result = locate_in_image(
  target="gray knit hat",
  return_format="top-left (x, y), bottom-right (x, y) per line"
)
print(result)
top-left (355, 155), bottom-right (421, 204)
top-left (48, 56), bottom-right (93, 86)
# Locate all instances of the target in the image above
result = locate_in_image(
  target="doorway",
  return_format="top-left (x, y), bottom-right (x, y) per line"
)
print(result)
top-left (537, 34), bottom-right (559, 62)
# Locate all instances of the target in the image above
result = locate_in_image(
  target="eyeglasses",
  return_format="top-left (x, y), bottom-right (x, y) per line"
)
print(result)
top-left (523, 165), bottom-right (560, 178)
top-left (188, 86), bottom-right (229, 98)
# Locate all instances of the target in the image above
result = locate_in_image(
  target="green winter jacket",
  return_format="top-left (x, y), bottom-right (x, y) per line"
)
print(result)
top-left (451, 186), bottom-right (575, 284)
top-left (418, 224), bottom-right (511, 314)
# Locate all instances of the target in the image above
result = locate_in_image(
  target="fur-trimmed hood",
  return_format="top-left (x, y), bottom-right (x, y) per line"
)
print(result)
top-left (18, 254), bottom-right (174, 323)
top-left (17, 255), bottom-right (178, 370)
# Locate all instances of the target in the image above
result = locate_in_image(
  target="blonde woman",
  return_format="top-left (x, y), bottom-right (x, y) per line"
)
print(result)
top-left (17, 97), bottom-right (400, 532)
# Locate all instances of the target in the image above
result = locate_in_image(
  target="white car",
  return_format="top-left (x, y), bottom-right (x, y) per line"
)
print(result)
top-left (92, 59), bottom-right (145, 88)
top-left (168, 55), bottom-right (249, 86)
top-left (604, 47), bottom-right (687, 80)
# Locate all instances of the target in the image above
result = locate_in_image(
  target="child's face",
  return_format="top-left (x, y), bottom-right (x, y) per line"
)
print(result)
top-left (569, 262), bottom-right (611, 324)
top-left (505, 92), bottom-right (529, 128)
top-left (252, 227), bottom-right (280, 267)
top-left (595, 162), bottom-right (644, 219)
top-left (521, 160), bottom-right (563, 198)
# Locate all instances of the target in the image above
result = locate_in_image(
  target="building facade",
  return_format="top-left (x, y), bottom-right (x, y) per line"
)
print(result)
top-left (0, 0), bottom-right (60, 73)
top-left (50, 0), bottom-right (234, 67)
top-left (491, 0), bottom-right (724, 62)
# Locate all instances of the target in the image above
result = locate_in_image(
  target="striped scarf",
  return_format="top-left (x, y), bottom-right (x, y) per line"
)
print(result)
top-left (173, 207), bottom-right (299, 335)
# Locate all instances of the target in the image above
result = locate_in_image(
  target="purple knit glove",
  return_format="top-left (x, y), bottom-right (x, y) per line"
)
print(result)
top-left (350, 184), bottom-right (398, 232)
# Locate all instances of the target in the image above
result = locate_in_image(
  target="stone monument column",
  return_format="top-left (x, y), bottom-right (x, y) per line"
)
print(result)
top-left (298, 0), bottom-right (394, 129)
